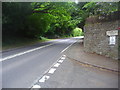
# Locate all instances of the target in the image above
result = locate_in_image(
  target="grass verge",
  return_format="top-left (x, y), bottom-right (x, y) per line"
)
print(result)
top-left (2, 37), bottom-right (53, 51)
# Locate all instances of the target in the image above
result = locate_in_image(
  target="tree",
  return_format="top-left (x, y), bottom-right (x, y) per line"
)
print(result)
top-left (3, 2), bottom-right (118, 40)
top-left (82, 2), bottom-right (118, 16)
top-left (2, 2), bottom-right (32, 37)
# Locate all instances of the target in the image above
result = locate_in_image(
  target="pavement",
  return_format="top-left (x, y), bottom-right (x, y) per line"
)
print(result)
top-left (65, 39), bottom-right (119, 72)
top-left (33, 39), bottom-right (119, 88)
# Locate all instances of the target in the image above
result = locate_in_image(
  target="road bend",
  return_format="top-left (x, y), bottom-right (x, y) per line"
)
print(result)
top-left (1, 37), bottom-right (81, 88)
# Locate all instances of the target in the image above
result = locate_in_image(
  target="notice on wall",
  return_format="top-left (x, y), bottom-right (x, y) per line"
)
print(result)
top-left (106, 30), bottom-right (118, 36)
top-left (109, 36), bottom-right (116, 45)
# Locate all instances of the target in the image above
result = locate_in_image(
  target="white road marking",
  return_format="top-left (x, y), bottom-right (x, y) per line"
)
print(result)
top-left (31, 38), bottom-right (80, 87)
top-left (32, 85), bottom-right (41, 88)
top-left (1, 38), bottom-right (77, 62)
top-left (61, 57), bottom-right (65, 60)
top-left (1, 43), bottom-right (55, 62)
top-left (60, 39), bottom-right (78, 53)
top-left (39, 75), bottom-right (50, 82)
top-left (48, 68), bottom-right (56, 74)
top-left (60, 46), bottom-right (69, 53)
top-left (53, 63), bottom-right (60, 67)
top-left (58, 59), bottom-right (64, 63)
top-left (62, 55), bottom-right (66, 57)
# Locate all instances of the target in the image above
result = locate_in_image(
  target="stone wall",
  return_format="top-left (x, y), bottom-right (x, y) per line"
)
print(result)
top-left (84, 19), bottom-right (119, 60)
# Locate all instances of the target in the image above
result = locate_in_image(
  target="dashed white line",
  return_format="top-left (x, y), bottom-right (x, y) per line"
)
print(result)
top-left (48, 68), bottom-right (56, 74)
top-left (62, 55), bottom-right (66, 57)
top-left (31, 54), bottom-right (67, 88)
top-left (39, 75), bottom-right (50, 83)
top-left (32, 85), bottom-right (41, 88)
top-left (58, 59), bottom-right (64, 63)
top-left (61, 57), bottom-right (65, 60)
top-left (53, 63), bottom-right (60, 67)
top-left (30, 38), bottom-right (80, 88)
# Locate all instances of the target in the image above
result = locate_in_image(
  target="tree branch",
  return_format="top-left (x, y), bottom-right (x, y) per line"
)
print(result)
top-left (33, 10), bottom-right (50, 13)
top-left (33, 5), bottom-right (54, 14)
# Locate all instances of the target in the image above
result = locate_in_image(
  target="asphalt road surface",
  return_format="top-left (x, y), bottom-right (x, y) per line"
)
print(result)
top-left (1, 37), bottom-right (80, 88)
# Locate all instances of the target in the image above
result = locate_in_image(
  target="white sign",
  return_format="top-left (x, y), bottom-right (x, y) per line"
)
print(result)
top-left (106, 30), bottom-right (118, 36)
top-left (109, 36), bottom-right (116, 45)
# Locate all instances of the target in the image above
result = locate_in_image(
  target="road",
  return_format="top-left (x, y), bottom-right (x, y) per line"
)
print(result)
top-left (1, 37), bottom-right (80, 88)
top-left (1, 37), bottom-right (118, 88)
